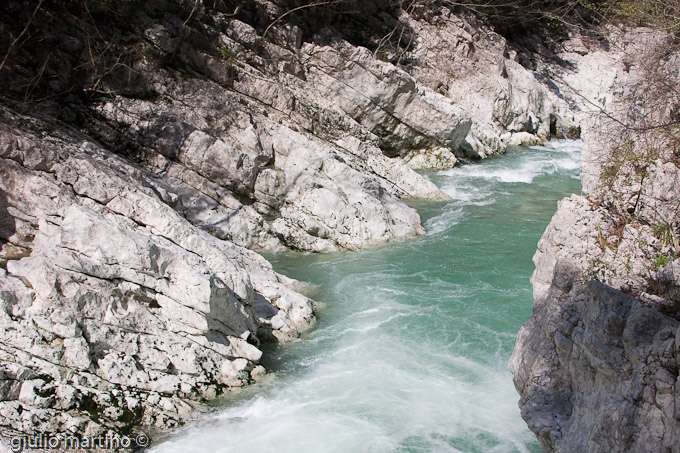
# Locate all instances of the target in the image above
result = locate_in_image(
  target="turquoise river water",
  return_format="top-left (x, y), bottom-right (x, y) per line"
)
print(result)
top-left (152, 141), bottom-right (582, 452)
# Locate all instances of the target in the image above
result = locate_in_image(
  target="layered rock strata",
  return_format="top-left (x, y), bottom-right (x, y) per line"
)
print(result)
top-left (0, 107), bottom-right (316, 436)
top-left (512, 195), bottom-right (680, 451)
top-left (404, 7), bottom-right (569, 158)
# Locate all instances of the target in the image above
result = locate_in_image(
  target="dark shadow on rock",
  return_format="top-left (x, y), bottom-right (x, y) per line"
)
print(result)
top-left (0, 188), bottom-right (15, 245)
top-left (229, 0), bottom-right (415, 61)
top-left (146, 116), bottom-right (197, 161)
top-left (206, 279), bottom-right (260, 347)
top-left (533, 72), bottom-right (567, 102)
top-left (252, 292), bottom-right (279, 343)
top-left (253, 292), bottom-right (278, 322)
top-left (550, 54), bottom-right (576, 71)
top-left (650, 260), bottom-right (680, 319)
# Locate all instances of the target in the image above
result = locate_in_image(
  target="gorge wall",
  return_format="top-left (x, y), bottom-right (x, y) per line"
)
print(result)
top-left (2, 0), bottom-right (672, 448)
top-left (510, 29), bottom-right (680, 452)
top-left (0, 0), bottom-right (577, 439)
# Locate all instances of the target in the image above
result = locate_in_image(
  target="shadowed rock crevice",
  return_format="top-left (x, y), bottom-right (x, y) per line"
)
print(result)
top-left (0, 188), bottom-right (14, 245)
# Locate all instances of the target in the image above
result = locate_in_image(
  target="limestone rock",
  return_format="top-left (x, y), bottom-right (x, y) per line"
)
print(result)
top-left (0, 0), bottom-right (487, 439)
top-left (0, 0), bottom-right (634, 443)
top-left (404, 7), bottom-right (565, 158)
top-left (511, 26), bottom-right (680, 451)
top-left (511, 195), bottom-right (680, 451)
top-left (0, 109), bottom-right (315, 436)
top-left (512, 277), bottom-right (680, 452)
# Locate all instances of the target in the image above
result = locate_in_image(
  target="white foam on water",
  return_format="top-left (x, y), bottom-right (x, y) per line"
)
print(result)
top-left (152, 287), bottom-right (537, 453)
top-left (151, 141), bottom-right (583, 453)
top-left (439, 140), bottom-right (581, 190)
top-left (531, 139), bottom-right (583, 153)
top-left (453, 154), bottom-right (577, 184)
top-left (440, 180), bottom-right (496, 202)
top-left (152, 330), bottom-right (537, 453)
top-left (425, 206), bottom-right (465, 235)
top-left (452, 165), bottom-right (536, 183)
top-left (337, 312), bottom-right (410, 334)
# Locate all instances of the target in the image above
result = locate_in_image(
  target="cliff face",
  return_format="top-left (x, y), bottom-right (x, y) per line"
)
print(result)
top-left (0, 0), bottom-right (587, 440)
top-left (510, 29), bottom-right (680, 452)
top-left (0, 0), bottom-right (577, 254)
top-left (512, 196), bottom-right (680, 451)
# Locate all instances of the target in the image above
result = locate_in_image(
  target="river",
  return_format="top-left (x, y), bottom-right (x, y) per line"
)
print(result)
top-left (151, 141), bottom-right (581, 452)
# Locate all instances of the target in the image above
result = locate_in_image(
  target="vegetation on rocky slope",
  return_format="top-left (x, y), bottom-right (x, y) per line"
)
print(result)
top-left (510, 4), bottom-right (680, 452)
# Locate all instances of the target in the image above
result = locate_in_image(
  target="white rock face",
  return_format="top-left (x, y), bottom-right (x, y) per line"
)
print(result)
top-left (299, 43), bottom-right (472, 158)
top-left (511, 196), bottom-right (680, 452)
top-left (75, 3), bottom-right (596, 257)
top-left (0, 0), bottom-right (647, 442)
top-left (88, 20), bottom-right (457, 253)
top-left (0, 0), bottom-right (495, 438)
top-left (0, 111), bottom-right (314, 435)
top-left (404, 7), bottom-right (573, 158)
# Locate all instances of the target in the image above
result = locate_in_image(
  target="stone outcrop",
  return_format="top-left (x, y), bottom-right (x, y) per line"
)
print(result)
top-left (403, 7), bottom-right (577, 158)
top-left (0, 107), bottom-right (315, 436)
top-left (512, 195), bottom-right (680, 452)
top-left (511, 28), bottom-right (680, 452)
top-left (89, 32), bottom-right (453, 253)
top-left (0, 2), bottom-right (486, 434)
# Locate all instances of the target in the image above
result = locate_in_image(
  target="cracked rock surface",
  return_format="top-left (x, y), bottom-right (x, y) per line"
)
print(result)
top-left (0, 109), bottom-right (315, 436)
top-left (511, 29), bottom-right (680, 452)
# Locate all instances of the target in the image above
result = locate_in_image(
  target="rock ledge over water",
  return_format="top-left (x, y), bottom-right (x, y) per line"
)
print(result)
top-left (511, 29), bottom-right (680, 452)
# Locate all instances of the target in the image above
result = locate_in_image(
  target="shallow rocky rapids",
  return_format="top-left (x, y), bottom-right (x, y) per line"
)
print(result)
top-left (150, 140), bottom-right (584, 453)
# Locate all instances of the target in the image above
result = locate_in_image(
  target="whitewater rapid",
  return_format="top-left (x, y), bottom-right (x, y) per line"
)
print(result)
top-left (151, 141), bottom-right (581, 453)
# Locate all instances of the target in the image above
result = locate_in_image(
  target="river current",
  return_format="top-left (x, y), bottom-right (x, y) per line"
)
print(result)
top-left (152, 141), bottom-right (582, 452)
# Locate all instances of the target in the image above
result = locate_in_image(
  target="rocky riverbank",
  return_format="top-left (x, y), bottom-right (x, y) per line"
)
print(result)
top-left (0, 0), bottom-right (657, 445)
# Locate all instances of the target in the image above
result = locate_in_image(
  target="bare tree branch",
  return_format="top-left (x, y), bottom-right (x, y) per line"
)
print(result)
top-left (263, 1), bottom-right (334, 39)
top-left (0, 0), bottom-right (44, 72)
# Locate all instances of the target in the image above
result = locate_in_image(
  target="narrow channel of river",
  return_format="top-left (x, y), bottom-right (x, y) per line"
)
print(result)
top-left (153, 141), bottom-right (581, 452)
